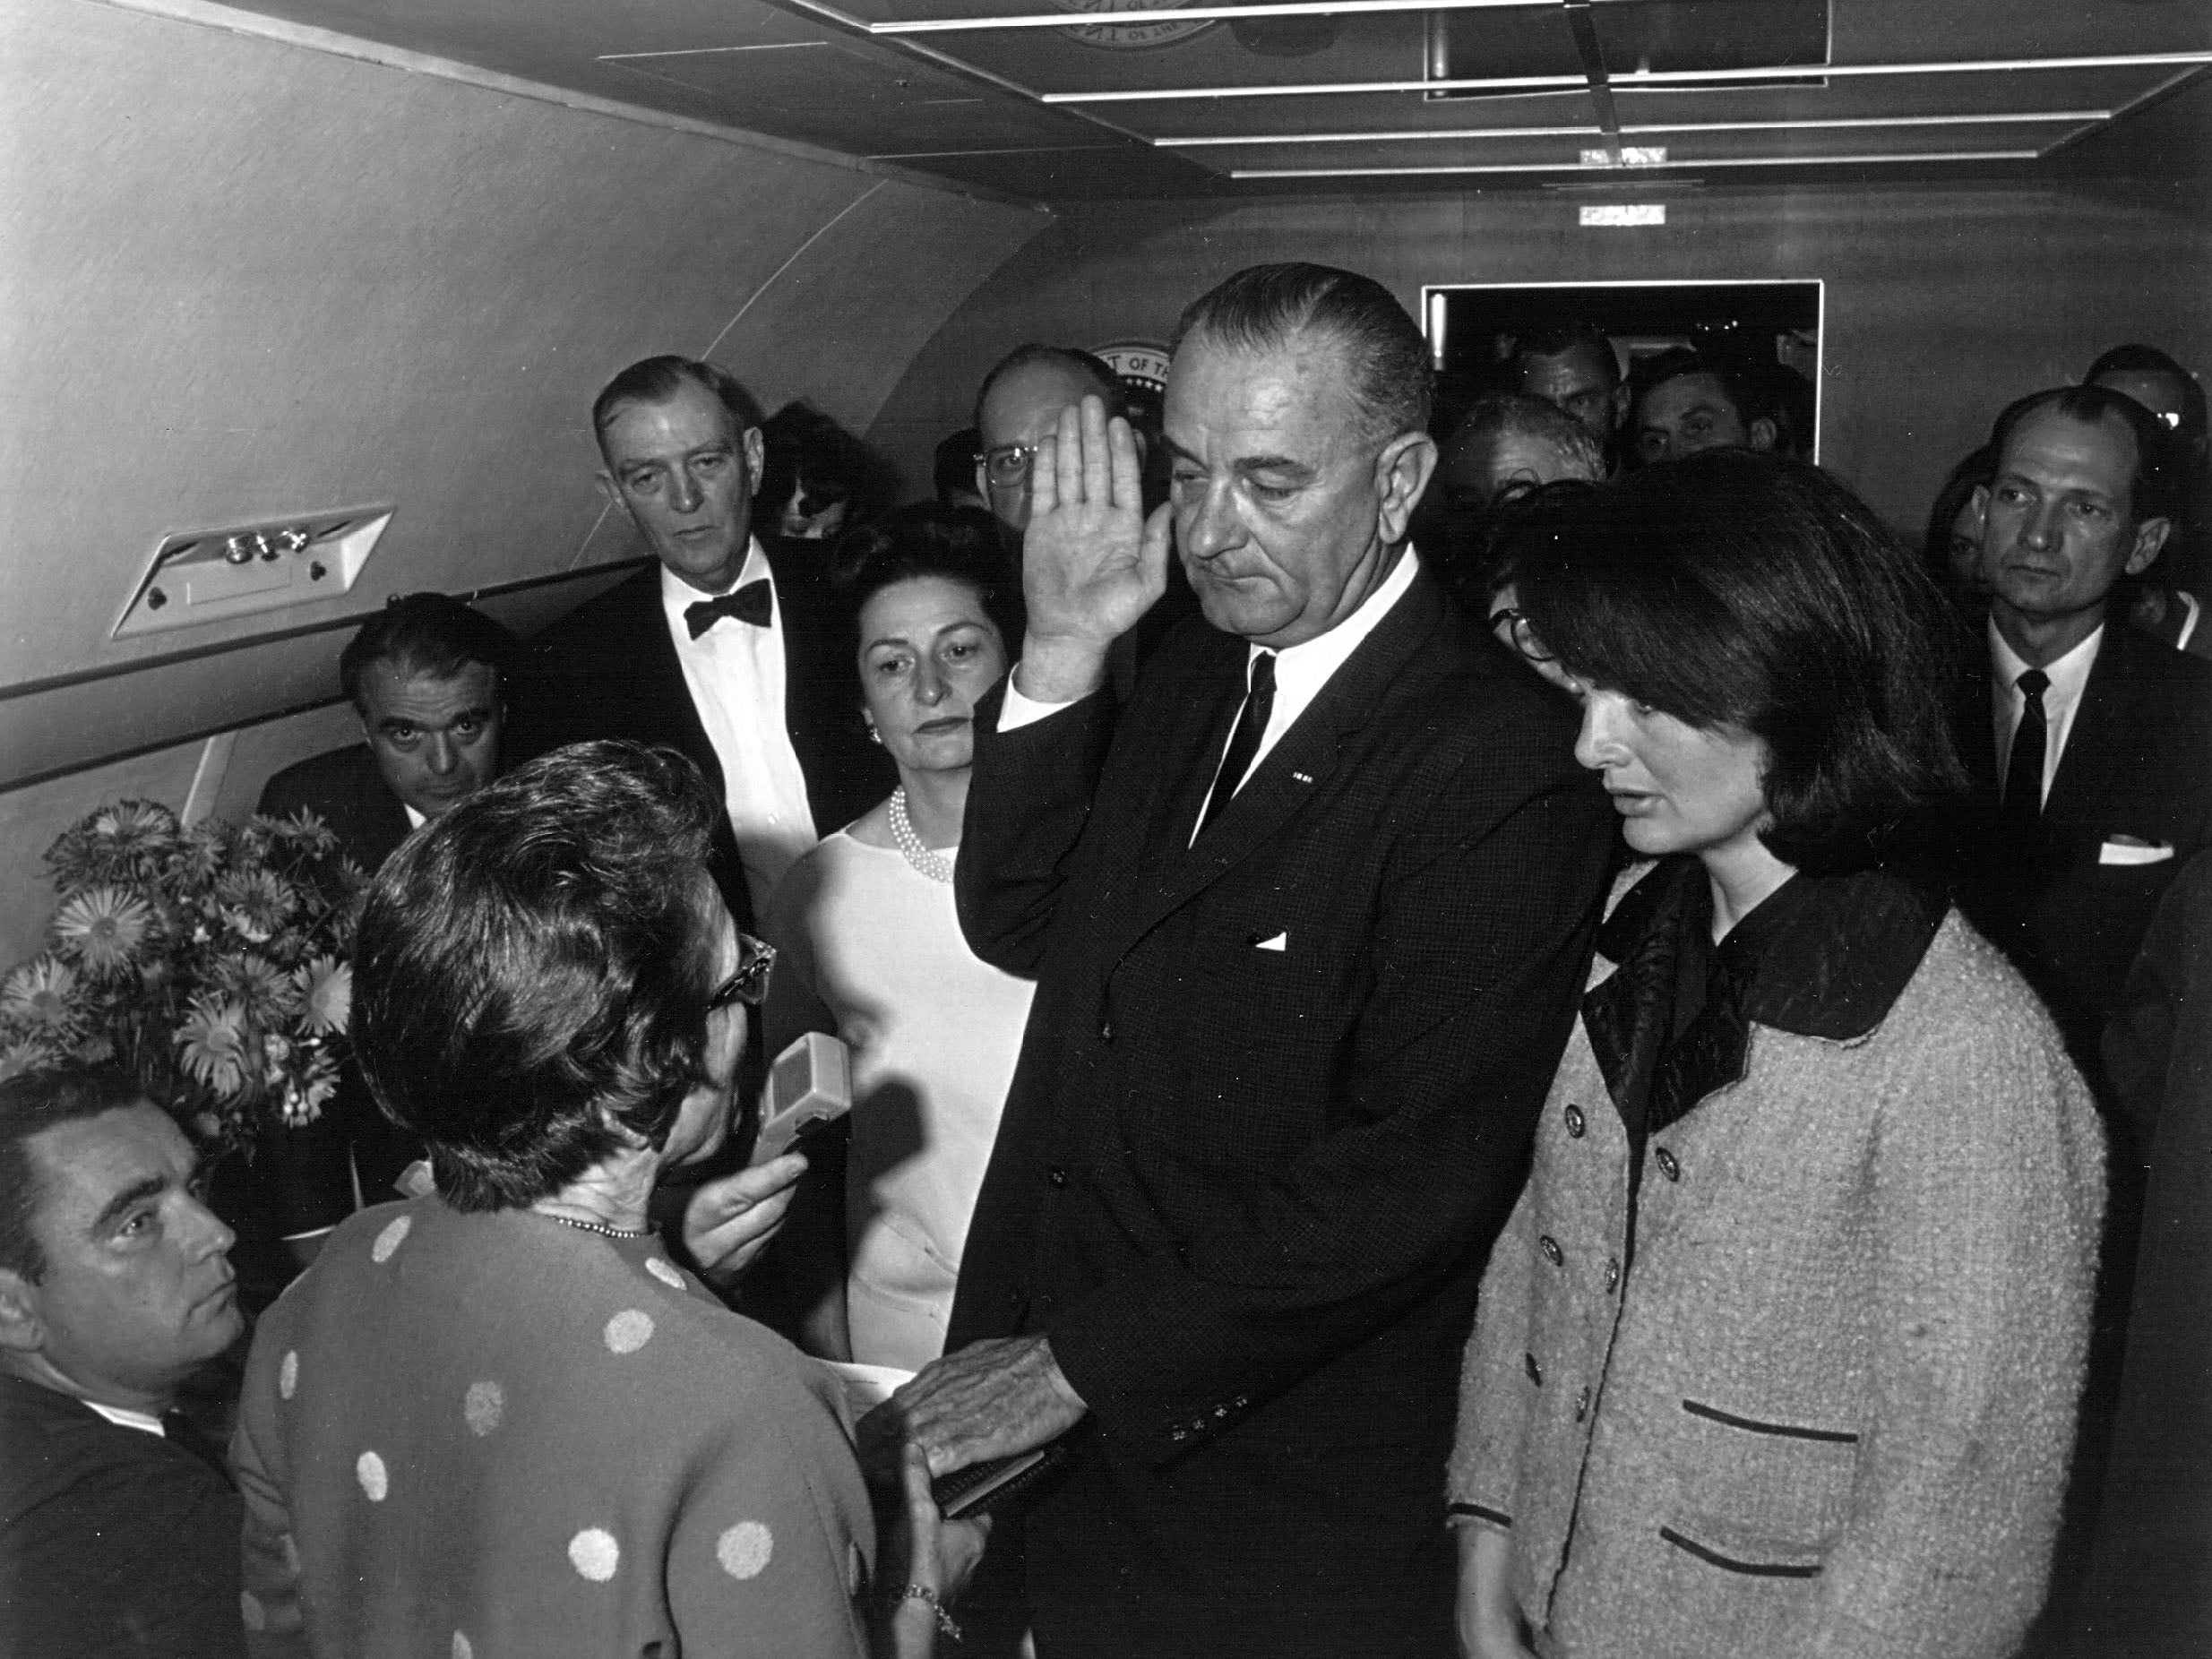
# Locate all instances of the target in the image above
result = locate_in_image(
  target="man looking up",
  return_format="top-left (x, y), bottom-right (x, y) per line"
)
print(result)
top-left (519, 357), bottom-right (891, 927)
top-left (0, 1067), bottom-right (245, 1656)
top-left (876, 264), bottom-right (1614, 1658)
top-left (1629, 347), bottom-right (1777, 465)
top-left (259, 593), bottom-right (516, 872)
top-left (973, 345), bottom-right (1125, 537)
top-left (1510, 321), bottom-right (1626, 463)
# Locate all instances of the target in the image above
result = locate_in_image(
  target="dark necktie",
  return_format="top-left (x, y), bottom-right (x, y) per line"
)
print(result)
top-left (684, 580), bottom-right (773, 639)
top-left (1196, 652), bottom-right (1277, 841)
top-left (2001, 667), bottom-right (2050, 828)
top-left (161, 1408), bottom-right (236, 1488)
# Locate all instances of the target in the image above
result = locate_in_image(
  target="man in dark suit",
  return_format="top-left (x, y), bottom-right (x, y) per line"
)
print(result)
top-left (257, 592), bottom-right (518, 872)
top-left (0, 1065), bottom-right (245, 1655)
top-left (1951, 384), bottom-right (2212, 1074)
top-left (516, 356), bottom-right (891, 930)
top-left (876, 265), bottom-right (1615, 1658)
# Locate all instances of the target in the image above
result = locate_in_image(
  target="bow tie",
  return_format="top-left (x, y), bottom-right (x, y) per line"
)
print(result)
top-left (684, 580), bottom-right (773, 639)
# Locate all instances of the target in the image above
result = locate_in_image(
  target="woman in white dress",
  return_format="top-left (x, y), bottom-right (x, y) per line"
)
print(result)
top-left (764, 505), bottom-right (1035, 1371)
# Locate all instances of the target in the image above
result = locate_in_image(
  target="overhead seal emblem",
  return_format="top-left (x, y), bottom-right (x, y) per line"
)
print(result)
top-left (1051, 0), bottom-right (1216, 51)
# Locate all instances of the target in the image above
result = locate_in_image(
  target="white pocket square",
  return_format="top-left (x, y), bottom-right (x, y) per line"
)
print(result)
top-left (1252, 931), bottom-right (1288, 952)
top-left (2099, 838), bottom-right (2174, 867)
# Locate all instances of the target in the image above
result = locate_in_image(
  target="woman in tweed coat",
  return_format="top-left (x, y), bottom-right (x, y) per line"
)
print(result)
top-left (1450, 454), bottom-right (2105, 1659)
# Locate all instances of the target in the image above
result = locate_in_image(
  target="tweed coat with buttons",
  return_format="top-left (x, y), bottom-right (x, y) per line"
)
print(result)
top-left (1449, 862), bottom-right (2105, 1659)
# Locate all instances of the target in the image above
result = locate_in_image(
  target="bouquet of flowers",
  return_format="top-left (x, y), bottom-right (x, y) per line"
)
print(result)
top-left (0, 799), bottom-right (367, 1148)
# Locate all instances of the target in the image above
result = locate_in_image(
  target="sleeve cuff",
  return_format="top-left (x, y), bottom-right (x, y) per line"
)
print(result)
top-left (1447, 1501), bottom-right (1512, 1531)
top-left (999, 669), bottom-right (1079, 732)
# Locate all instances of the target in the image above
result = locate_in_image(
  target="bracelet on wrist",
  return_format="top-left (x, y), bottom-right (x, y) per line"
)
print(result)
top-left (899, 1582), bottom-right (961, 1643)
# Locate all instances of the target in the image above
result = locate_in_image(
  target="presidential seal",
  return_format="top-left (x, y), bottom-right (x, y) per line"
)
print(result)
top-left (1053, 0), bottom-right (1216, 51)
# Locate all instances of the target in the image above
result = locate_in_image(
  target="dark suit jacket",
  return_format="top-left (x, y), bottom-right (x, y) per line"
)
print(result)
top-left (0, 1373), bottom-right (244, 1657)
top-left (512, 537), bottom-right (893, 928)
top-left (948, 570), bottom-right (1615, 1659)
top-left (256, 744), bottom-right (411, 872)
top-left (1952, 620), bottom-right (2212, 1071)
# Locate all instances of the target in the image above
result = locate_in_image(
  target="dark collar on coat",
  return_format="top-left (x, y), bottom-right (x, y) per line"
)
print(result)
top-left (1583, 857), bottom-right (1948, 1140)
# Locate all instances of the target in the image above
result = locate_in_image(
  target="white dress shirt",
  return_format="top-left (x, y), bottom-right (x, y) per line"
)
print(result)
top-left (83, 1398), bottom-right (165, 1438)
top-left (660, 543), bottom-right (818, 915)
top-left (1001, 549), bottom-right (1424, 836)
top-left (1989, 619), bottom-right (2102, 811)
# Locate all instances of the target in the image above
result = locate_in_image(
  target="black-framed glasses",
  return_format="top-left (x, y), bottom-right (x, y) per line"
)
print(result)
top-left (1488, 606), bottom-right (1558, 666)
top-left (706, 933), bottom-right (776, 1012)
top-left (976, 443), bottom-right (1037, 486)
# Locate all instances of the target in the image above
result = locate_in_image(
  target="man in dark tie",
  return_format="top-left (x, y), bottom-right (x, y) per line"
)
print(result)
top-left (874, 263), bottom-right (1614, 1658)
top-left (516, 357), bottom-right (891, 928)
top-left (1951, 383), bottom-right (2212, 1072)
top-left (0, 1066), bottom-right (246, 1656)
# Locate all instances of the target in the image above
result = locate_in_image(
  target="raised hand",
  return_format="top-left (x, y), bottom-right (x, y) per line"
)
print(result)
top-left (1014, 394), bottom-right (1172, 704)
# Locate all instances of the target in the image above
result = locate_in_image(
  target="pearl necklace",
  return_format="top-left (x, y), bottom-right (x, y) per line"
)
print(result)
top-left (889, 787), bottom-right (956, 884)
top-left (534, 1208), bottom-right (653, 1240)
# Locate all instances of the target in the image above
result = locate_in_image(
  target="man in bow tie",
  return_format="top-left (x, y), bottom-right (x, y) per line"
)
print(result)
top-left (517, 357), bottom-right (892, 929)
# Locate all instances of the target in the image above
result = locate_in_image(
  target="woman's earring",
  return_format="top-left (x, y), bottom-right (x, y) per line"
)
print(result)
top-left (867, 726), bottom-right (882, 745)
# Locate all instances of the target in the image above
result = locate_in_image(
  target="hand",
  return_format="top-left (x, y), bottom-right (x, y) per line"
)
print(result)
top-left (874, 1444), bottom-right (992, 1659)
top-left (860, 1334), bottom-right (1087, 1481)
top-left (1455, 1523), bottom-right (1536, 1659)
top-left (1015, 395), bottom-right (1172, 704)
top-left (680, 1152), bottom-right (806, 1294)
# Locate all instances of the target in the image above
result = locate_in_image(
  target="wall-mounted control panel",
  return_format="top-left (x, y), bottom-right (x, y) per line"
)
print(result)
top-left (114, 507), bottom-right (393, 639)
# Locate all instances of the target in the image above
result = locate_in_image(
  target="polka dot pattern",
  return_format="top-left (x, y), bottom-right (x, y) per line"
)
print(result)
top-left (463, 1380), bottom-right (504, 1437)
top-left (278, 1350), bottom-right (298, 1399)
top-left (357, 1450), bottom-right (388, 1501)
top-left (569, 1527), bottom-right (621, 1581)
top-left (848, 1541), bottom-right (865, 1595)
top-left (371, 1216), bottom-right (412, 1263)
top-left (645, 1257), bottom-right (686, 1291)
top-left (717, 1520), bottom-right (773, 1579)
top-left (452, 1634), bottom-right (473, 1659)
top-left (280, 1534), bottom-right (300, 1577)
top-left (604, 1310), bottom-right (655, 1354)
top-left (240, 1590), bottom-right (267, 1632)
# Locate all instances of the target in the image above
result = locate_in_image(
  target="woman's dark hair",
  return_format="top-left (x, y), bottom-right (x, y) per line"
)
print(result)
top-left (831, 502), bottom-right (1025, 649)
top-left (352, 742), bottom-right (722, 1211)
top-left (1515, 450), bottom-right (1967, 873)
top-left (753, 401), bottom-right (895, 537)
top-left (1923, 443), bottom-right (1993, 598)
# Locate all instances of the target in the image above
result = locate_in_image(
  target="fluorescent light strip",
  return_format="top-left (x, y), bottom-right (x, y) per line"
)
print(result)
top-left (1231, 148), bottom-right (2042, 178)
top-left (1045, 51), bottom-right (2212, 105)
top-left (871, 0), bottom-right (1536, 33)
top-left (1159, 108), bottom-right (2112, 148)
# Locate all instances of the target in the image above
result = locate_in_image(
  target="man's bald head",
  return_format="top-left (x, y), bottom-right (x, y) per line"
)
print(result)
top-left (974, 346), bottom-right (1126, 533)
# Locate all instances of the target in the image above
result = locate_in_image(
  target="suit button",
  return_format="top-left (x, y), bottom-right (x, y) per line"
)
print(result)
top-left (1524, 1352), bottom-right (1543, 1386)
top-left (1574, 1385), bottom-right (1591, 1423)
top-left (1213, 1404), bottom-right (1231, 1419)
top-left (1048, 1165), bottom-right (1070, 1189)
top-left (1563, 1105), bottom-right (1586, 1139)
top-left (1538, 1234), bottom-right (1564, 1268)
top-left (1168, 1425), bottom-right (1188, 1443)
top-left (1655, 1148), bottom-right (1681, 1182)
top-left (1098, 1019), bottom-right (1114, 1044)
top-left (1604, 1257), bottom-right (1621, 1294)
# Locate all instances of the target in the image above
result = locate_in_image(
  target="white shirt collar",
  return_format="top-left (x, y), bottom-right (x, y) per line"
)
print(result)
top-left (82, 1398), bottom-right (166, 1437)
top-left (1254, 546), bottom-right (1421, 734)
top-left (1988, 618), bottom-right (2103, 801)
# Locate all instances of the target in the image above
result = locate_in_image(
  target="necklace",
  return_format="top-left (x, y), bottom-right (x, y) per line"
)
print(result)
top-left (889, 787), bottom-right (955, 884)
top-left (534, 1208), bottom-right (653, 1240)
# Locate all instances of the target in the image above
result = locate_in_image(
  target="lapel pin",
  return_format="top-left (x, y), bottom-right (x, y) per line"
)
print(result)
top-left (1292, 770), bottom-right (1313, 784)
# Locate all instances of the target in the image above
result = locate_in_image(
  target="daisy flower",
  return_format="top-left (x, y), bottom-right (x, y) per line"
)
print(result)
top-left (0, 1040), bottom-right (57, 1082)
top-left (294, 957), bottom-right (352, 1036)
top-left (52, 886), bottom-right (154, 976)
top-left (0, 958), bottom-right (84, 1036)
top-left (177, 996), bottom-right (251, 1099)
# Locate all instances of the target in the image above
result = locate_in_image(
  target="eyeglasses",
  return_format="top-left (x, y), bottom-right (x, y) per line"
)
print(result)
top-left (1488, 607), bottom-right (1559, 666)
top-left (706, 933), bottom-right (776, 1012)
top-left (976, 443), bottom-right (1037, 487)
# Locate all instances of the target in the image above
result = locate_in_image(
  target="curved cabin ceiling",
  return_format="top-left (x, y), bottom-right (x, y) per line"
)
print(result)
top-left (196, 0), bottom-right (2210, 199)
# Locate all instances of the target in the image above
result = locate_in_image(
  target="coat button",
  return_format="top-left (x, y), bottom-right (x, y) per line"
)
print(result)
top-left (1168, 1424), bottom-right (1188, 1443)
top-left (1563, 1104), bottom-right (1586, 1139)
top-left (1655, 1147), bottom-right (1681, 1182)
top-left (1604, 1257), bottom-right (1621, 1294)
top-left (1574, 1385), bottom-right (1591, 1423)
top-left (1524, 1352), bottom-right (1543, 1385)
top-left (1048, 1165), bottom-right (1070, 1188)
top-left (1538, 1234), bottom-right (1564, 1268)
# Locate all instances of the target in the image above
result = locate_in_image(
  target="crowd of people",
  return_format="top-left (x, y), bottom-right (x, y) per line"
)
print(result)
top-left (3, 261), bottom-right (2207, 1659)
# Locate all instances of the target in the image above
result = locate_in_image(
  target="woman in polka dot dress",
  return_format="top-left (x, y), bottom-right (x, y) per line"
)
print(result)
top-left (231, 744), bottom-right (982, 1657)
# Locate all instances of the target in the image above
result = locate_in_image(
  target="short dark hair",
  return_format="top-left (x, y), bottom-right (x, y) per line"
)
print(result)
top-left (1629, 348), bottom-right (1771, 430)
top-left (351, 742), bottom-right (723, 1211)
top-left (590, 356), bottom-right (763, 458)
top-left (0, 1067), bottom-right (151, 1283)
top-left (753, 401), bottom-right (893, 535)
top-left (1516, 451), bottom-right (1967, 874)
top-left (833, 503), bottom-right (1023, 649)
top-left (1986, 384), bottom-right (2178, 529)
top-left (339, 594), bottom-right (520, 714)
top-left (973, 345), bottom-right (1123, 434)
top-left (1511, 322), bottom-right (1621, 387)
top-left (935, 427), bottom-right (984, 503)
top-left (1171, 262), bottom-right (1433, 444)
top-left (2086, 343), bottom-right (2207, 449)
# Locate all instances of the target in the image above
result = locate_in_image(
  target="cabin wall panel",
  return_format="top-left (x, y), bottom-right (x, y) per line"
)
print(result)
top-left (868, 185), bottom-right (2208, 537)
